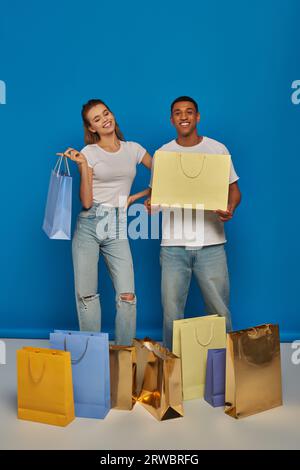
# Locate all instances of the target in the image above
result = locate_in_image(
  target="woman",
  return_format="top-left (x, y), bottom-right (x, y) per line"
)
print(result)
top-left (58, 99), bottom-right (152, 344)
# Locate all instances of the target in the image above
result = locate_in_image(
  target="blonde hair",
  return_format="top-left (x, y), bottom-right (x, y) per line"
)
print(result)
top-left (81, 99), bottom-right (125, 145)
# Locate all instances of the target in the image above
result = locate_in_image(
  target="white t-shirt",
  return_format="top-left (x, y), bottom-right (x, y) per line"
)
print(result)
top-left (81, 141), bottom-right (146, 207)
top-left (149, 137), bottom-right (239, 248)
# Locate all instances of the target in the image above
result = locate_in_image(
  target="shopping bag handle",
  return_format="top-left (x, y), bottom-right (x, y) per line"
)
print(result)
top-left (237, 324), bottom-right (274, 361)
top-left (247, 325), bottom-right (272, 338)
top-left (64, 336), bottom-right (90, 365)
top-left (54, 155), bottom-right (70, 177)
top-left (179, 153), bottom-right (206, 179)
top-left (28, 352), bottom-right (46, 384)
top-left (194, 323), bottom-right (214, 347)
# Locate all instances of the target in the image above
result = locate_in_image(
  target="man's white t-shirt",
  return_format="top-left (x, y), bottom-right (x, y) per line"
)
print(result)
top-left (81, 141), bottom-right (146, 207)
top-left (149, 137), bottom-right (239, 248)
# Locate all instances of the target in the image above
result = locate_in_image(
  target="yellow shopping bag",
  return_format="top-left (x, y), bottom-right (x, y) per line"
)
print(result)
top-left (173, 315), bottom-right (226, 400)
top-left (17, 347), bottom-right (75, 427)
top-left (151, 151), bottom-right (231, 210)
top-left (172, 314), bottom-right (219, 357)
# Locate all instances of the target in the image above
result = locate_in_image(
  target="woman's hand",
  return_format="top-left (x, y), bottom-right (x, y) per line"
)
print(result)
top-left (126, 195), bottom-right (136, 209)
top-left (56, 148), bottom-right (87, 166)
top-left (127, 188), bottom-right (151, 209)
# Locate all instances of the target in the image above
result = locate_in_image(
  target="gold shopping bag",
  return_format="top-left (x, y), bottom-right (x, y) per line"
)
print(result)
top-left (17, 347), bottom-right (75, 426)
top-left (151, 151), bottom-right (231, 210)
top-left (173, 315), bottom-right (226, 400)
top-left (109, 346), bottom-right (136, 410)
top-left (133, 339), bottom-right (184, 421)
top-left (225, 324), bottom-right (283, 419)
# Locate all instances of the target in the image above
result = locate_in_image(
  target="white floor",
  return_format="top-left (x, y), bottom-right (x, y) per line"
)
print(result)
top-left (0, 339), bottom-right (299, 450)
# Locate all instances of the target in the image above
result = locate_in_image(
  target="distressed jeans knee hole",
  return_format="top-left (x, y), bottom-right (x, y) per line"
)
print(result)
top-left (118, 293), bottom-right (136, 306)
top-left (79, 293), bottom-right (100, 310)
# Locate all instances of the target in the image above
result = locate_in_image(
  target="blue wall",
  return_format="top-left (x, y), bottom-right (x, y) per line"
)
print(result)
top-left (0, 0), bottom-right (299, 341)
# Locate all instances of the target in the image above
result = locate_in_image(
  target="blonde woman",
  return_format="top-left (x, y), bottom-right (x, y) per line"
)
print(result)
top-left (58, 99), bottom-right (152, 344)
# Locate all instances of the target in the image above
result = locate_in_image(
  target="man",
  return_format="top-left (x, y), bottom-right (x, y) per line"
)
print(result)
top-left (145, 96), bottom-right (241, 350)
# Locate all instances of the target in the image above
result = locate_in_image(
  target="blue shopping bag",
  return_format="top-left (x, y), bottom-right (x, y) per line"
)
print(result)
top-left (42, 155), bottom-right (72, 240)
top-left (204, 348), bottom-right (226, 408)
top-left (50, 330), bottom-right (110, 419)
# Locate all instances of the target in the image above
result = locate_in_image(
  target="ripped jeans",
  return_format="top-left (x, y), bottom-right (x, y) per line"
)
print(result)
top-left (72, 203), bottom-right (136, 345)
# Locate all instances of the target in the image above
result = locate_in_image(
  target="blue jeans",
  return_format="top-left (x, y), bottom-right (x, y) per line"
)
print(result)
top-left (72, 203), bottom-right (136, 345)
top-left (161, 244), bottom-right (232, 350)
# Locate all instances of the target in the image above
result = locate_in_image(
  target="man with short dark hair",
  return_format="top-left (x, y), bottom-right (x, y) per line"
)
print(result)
top-left (146, 96), bottom-right (241, 350)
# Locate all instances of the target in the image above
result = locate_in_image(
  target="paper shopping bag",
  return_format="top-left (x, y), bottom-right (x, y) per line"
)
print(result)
top-left (151, 151), bottom-right (231, 210)
top-left (225, 324), bottom-right (283, 419)
top-left (109, 346), bottom-right (136, 410)
top-left (133, 339), bottom-right (183, 421)
top-left (17, 347), bottom-right (75, 426)
top-left (50, 330), bottom-right (110, 419)
top-left (204, 349), bottom-right (226, 407)
top-left (42, 155), bottom-right (72, 239)
top-left (174, 315), bottom-right (226, 400)
top-left (172, 314), bottom-right (219, 357)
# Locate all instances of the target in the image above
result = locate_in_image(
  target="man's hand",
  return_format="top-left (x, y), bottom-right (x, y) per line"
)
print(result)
top-left (144, 198), bottom-right (151, 213)
top-left (144, 198), bottom-right (160, 214)
top-left (214, 205), bottom-right (234, 222)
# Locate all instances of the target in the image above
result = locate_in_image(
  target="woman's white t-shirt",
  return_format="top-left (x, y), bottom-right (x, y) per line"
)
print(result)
top-left (81, 141), bottom-right (146, 207)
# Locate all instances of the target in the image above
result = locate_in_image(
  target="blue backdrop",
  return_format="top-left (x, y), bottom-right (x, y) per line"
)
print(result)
top-left (0, 0), bottom-right (299, 341)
